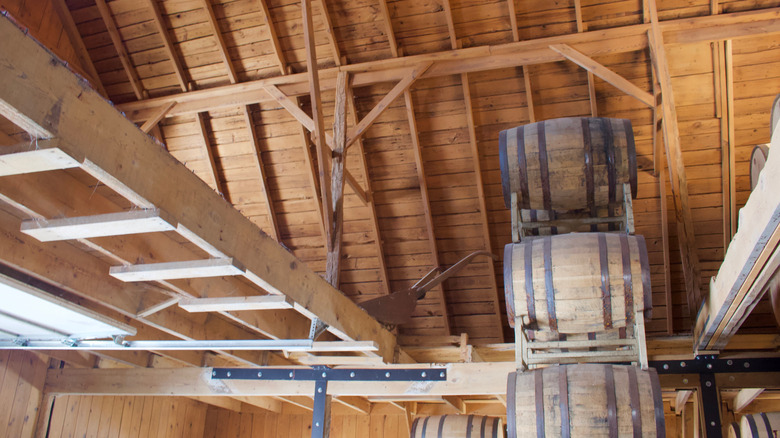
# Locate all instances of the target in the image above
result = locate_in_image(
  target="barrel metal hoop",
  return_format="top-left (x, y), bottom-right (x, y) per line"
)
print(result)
top-left (411, 417), bottom-right (419, 438)
top-left (624, 118), bottom-right (638, 199)
top-left (504, 244), bottom-right (516, 327)
top-left (465, 415), bottom-right (475, 438)
top-left (535, 370), bottom-right (545, 438)
top-left (559, 366), bottom-right (571, 438)
top-left (506, 372), bottom-right (517, 438)
top-left (537, 122), bottom-right (552, 211)
top-left (648, 368), bottom-right (666, 438)
top-left (760, 412), bottom-right (773, 438)
top-left (603, 118), bottom-right (617, 206)
top-left (582, 118), bottom-right (597, 229)
top-left (421, 416), bottom-right (431, 437)
top-left (480, 416), bottom-right (488, 438)
top-left (543, 237), bottom-right (557, 332)
top-left (636, 235), bottom-right (653, 317)
top-left (499, 129), bottom-right (511, 208)
top-left (619, 233), bottom-right (634, 325)
top-left (598, 233), bottom-right (613, 329)
top-left (628, 366), bottom-right (643, 438)
top-left (525, 241), bottom-right (537, 327)
top-left (491, 418), bottom-right (499, 438)
top-left (517, 126), bottom-right (530, 209)
top-left (437, 414), bottom-right (447, 438)
top-left (747, 413), bottom-right (760, 437)
top-left (605, 365), bottom-right (618, 438)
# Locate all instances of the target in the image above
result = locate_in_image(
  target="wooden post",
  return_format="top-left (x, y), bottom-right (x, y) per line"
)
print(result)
top-left (326, 72), bottom-right (348, 287)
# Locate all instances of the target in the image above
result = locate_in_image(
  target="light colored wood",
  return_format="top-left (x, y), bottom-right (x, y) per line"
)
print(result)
top-left (647, 0), bottom-right (703, 317)
top-left (507, 0), bottom-right (520, 41)
top-left (326, 71), bottom-right (348, 287)
top-left (242, 106), bottom-right (280, 241)
top-left (256, 0), bottom-right (286, 74)
top-left (50, 0), bottom-right (107, 97)
top-left (378, 0), bottom-right (399, 56)
top-left (195, 112), bottom-right (224, 194)
top-left (178, 296), bottom-right (293, 312)
top-left (411, 415), bottom-right (502, 437)
top-left (109, 258), bottom-right (244, 282)
top-left (316, 0), bottom-right (341, 65)
top-left (549, 44), bottom-right (654, 107)
top-left (139, 102), bottom-right (177, 133)
top-left (200, 0), bottom-right (238, 84)
top-left (20, 209), bottom-right (175, 242)
top-left (509, 364), bottom-right (664, 436)
top-left (441, 396), bottom-right (466, 414)
top-left (334, 397), bottom-right (371, 415)
top-left (523, 66), bottom-right (536, 123)
top-left (0, 141), bottom-right (80, 176)
top-left (94, 0), bottom-right (145, 99)
top-left (734, 388), bottom-right (764, 412)
top-left (676, 390), bottom-right (693, 415)
top-left (143, 0), bottom-right (188, 92)
top-left (740, 413), bottom-right (780, 438)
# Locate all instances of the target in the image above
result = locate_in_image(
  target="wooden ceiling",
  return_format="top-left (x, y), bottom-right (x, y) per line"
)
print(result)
top-left (1, 0), bottom-right (780, 348)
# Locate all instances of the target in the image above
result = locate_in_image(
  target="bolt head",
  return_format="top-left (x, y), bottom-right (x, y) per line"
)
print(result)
top-left (440, 372), bottom-right (445, 378)
top-left (322, 372), bottom-right (327, 378)
top-left (315, 422), bottom-right (320, 427)
top-left (727, 360), bottom-right (733, 366)
top-left (707, 363), bottom-right (712, 369)
top-left (350, 372), bottom-right (355, 378)
top-left (257, 372), bottom-right (262, 377)
top-left (226, 371), bottom-right (231, 377)
top-left (663, 364), bottom-right (669, 370)
top-left (212, 371), bottom-right (216, 376)
top-left (317, 387), bottom-right (322, 393)
top-left (705, 381), bottom-right (712, 387)
top-left (680, 361), bottom-right (686, 367)
top-left (744, 362), bottom-right (750, 368)
top-left (421, 372), bottom-right (427, 378)
top-left (385, 372), bottom-right (391, 378)
top-left (289, 372), bottom-right (294, 378)
top-left (683, 378), bottom-right (689, 384)
top-left (710, 421), bottom-right (716, 427)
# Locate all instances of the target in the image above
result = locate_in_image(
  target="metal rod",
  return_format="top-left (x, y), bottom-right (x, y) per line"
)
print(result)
top-left (0, 339), bottom-right (378, 352)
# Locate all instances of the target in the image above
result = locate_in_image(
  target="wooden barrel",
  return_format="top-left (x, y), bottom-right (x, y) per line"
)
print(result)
top-left (750, 144), bottom-right (770, 191)
top-left (410, 415), bottom-right (504, 438)
top-left (499, 117), bottom-right (637, 211)
top-left (740, 413), bottom-right (780, 438)
top-left (728, 421), bottom-right (741, 438)
top-left (503, 232), bottom-right (652, 331)
top-left (506, 364), bottom-right (665, 437)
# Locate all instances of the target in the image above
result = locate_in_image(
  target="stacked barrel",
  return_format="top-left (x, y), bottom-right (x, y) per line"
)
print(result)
top-left (499, 117), bottom-right (666, 437)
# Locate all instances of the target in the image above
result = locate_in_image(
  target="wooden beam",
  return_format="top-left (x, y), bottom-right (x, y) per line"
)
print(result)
top-left (315, 0), bottom-right (341, 65)
top-left (242, 106), bottom-right (281, 241)
top-left (109, 258), bottom-right (244, 282)
top-left (733, 388), bottom-right (764, 412)
top-left (117, 9), bottom-right (780, 122)
top-left (94, 0), bottom-right (146, 99)
top-left (325, 72), bottom-right (348, 287)
top-left (694, 130), bottom-right (780, 350)
top-left (200, 0), bottom-right (238, 84)
top-left (234, 396), bottom-right (283, 413)
top-left (0, 16), bottom-right (398, 360)
top-left (675, 390), bottom-right (693, 415)
top-left (195, 112), bottom-right (224, 194)
top-left (50, 0), bottom-right (107, 97)
top-left (334, 397), bottom-right (371, 415)
top-left (302, 0), bottom-right (334, 245)
top-left (506, 0), bottom-right (520, 41)
top-left (179, 296), bottom-right (293, 312)
top-left (139, 102), bottom-right (177, 133)
top-left (405, 90), bottom-right (451, 335)
top-left (722, 40), bottom-right (736, 244)
top-left (549, 44), bottom-right (653, 107)
top-left (45, 362), bottom-right (517, 397)
top-left (144, 0), bottom-right (189, 92)
top-left (378, 0), bottom-right (399, 56)
top-left (523, 66), bottom-right (536, 123)
top-left (20, 210), bottom-right (175, 242)
top-left (442, 396), bottom-right (466, 414)
top-left (255, 0), bottom-right (286, 74)
top-left (0, 141), bottom-right (80, 176)
top-left (647, 0), bottom-right (703, 319)
top-left (572, 0), bottom-right (598, 116)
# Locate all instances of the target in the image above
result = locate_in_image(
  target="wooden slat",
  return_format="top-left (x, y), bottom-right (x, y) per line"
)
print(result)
top-left (549, 44), bottom-right (654, 107)
top-left (647, 0), bottom-right (703, 319)
top-left (195, 112), bottom-right (224, 194)
top-left (200, 0), bottom-right (238, 84)
top-left (378, 0), bottom-right (399, 57)
top-left (335, 397), bottom-right (371, 415)
top-left (256, 0), bottom-right (286, 74)
top-left (523, 66), bottom-right (536, 123)
top-left (573, 0), bottom-right (598, 116)
top-left (139, 102), bottom-right (177, 133)
top-left (675, 390), bottom-right (693, 415)
top-left (179, 296), bottom-right (293, 312)
top-left (0, 141), bottom-right (79, 176)
top-left (242, 106), bottom-right (280, 241)
top-left (316, 0), bottom-right (341, 65)
top-left (20, 209), bottom-right (175, 242)
top-left (109, 258), bottom-right (245, 282)
top-left (94, 0), bottom-right (145, 100)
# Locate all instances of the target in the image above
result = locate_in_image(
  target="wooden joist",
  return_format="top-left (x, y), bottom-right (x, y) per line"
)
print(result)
top-left (674, 390), bottom-right (693, 415)
top-left (116, 8), bottom-right (780, 122)
top-left (178, 296), bottom-right (294, 312)
top-left (94, 0), bottom-right (145, 99)
top-left (0, 14), bottom-right (397, 360)
top-left (139, 102), bottom-right (177, 134)
top-left (20, 209), bottom-right (175, 242)
top-left (50, 0), bottom-right (107, 97)
top-left (0, 140), bottom-right (79, 176)
top-left (143, 0), bottom-right (189, 92)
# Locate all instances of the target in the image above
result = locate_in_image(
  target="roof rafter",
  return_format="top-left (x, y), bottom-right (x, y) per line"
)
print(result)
top-left (51, 0), bottom-right (108, 97)
top-left (572, 0), bottom-right (598, 116)
top-left (94, 0), bottom-right (146, 99)
top-left (144, 0), bottom-right (189, 92)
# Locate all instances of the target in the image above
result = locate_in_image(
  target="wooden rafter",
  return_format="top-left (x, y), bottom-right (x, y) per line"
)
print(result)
top-left (573, 0), bottom-right (598, 116)
top-left (139, 101), bottom-right (177, 134)
top-left (523, 66), bottom-right (536, 123)
top-left (50, 0), bottom-right (107, 97)
top-left (256, 0), bottom-right (286, 74)
top-left (719, 40), bottom-right (736, 247)
top-left (243, 106), bottom-right (281, 241)
top-left (549, 44), bottom-right (654, 107)
top-left (647, 0), bottom-right (703, 318)
top-left (194, 112), bottom-right (224, 194)
top-left (316, 0), bottom-right (342, 65)
top-left (117, 8), bottom-right (780, 121)
top-left (442, 0), bottom-right (506, 340)
top-left (378, 0), bottom-right (399, 56)
top-left (200, 0), bottom-right (238, 84)
top-left (0, 15), bottom-right (398, 360)
top-left (94, 0), bottom-right (146, 99)
top-left (302, 0), bottom-right (334, 247)
top-left (325, 71), bottom-right (349, 286)
top-left (144, 0), bottom-right (189, 92)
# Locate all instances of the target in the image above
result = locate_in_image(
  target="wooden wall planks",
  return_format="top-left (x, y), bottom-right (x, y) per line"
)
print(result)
top-left (0, 351), bottom-right (48, 438)
top-left (46, 394), bottom-right (208, 438)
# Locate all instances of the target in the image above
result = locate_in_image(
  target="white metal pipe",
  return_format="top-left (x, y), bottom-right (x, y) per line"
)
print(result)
top-left (0, 339), bottom-right (377, 352)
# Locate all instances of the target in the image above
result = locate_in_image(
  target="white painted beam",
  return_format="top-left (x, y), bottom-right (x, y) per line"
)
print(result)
top-left (21, 209), bottom-right (175, 242)
top-left (109, 258), bottom-right (244, 282)
top-left (178, 296), bottom-right (293, 312)
top-left (0, 141), bottom-right (79, 176)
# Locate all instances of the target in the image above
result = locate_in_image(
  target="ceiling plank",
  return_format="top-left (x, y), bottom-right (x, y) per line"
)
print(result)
top-left (549, 44), bottom-right (654, 107)
top-left (144, 0), bottom-right (189, 92)
top-left (647, 0), bottom-right (703, 320)
top-left (378, 0), bottom-right (399, 57)
top-left (200, 0), bottom-right (238, 84)
top-left (115, 9), bottom-right (780, 122)
top-left (50, 0), bottom-right (107, 97)
top-left (94, 0), bottom-right (145, 100)
top-left (0, 16), bottom-right (398, 361)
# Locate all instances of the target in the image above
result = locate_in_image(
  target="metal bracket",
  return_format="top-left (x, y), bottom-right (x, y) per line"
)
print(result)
top-left (308, 318), bottom-right (328, 341)
top-left (212, 366), bottom-right (447, 438)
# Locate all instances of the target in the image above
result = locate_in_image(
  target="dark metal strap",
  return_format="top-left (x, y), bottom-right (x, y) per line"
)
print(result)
top-left (525, 241), bottom-right (537, 326)
top-left (648, 368), bottom-right (666, 438)
top-left (636, 235), bottom-right (653, 317)
top-left (421, 416), bottom-right (431, 437)
top-left (492, 418), bottom-right (499, 438)
top-left (619, 233), bottom-right (634, 325)
top-left (411, 418), bottom-right (419, 438)
top-left (538, 121), bottom-right (552, 211)
top-left (480, 415), bottom-right (488, 438)
top-left (535, 370), bottom-right (545, 438)
top-left (559, 366), bottom-right (570, 438)
top-left (605, 365), bottom-right (618, 438)
top-left (437, 415), bottom-right (447, 438)
top-left (506, 372), bottom-right (517, 438)
top-left (544, 236), bottom-right (557, 332)
top-left (583, 118), bottom-right (597, 230)
top-left (504, 244), bottom-right (516, 326)
top-left (499, 129), bottom-right (510, 208)
top-left (760, 412), bottom-right (773, 438)
top-left (747, 414), bottom-right (759, 438)
top-left (624, 118), bottom-right (638, 200)
top-left (602, 118), bottom-right (617, 205)
top-left (598, 233), bottom-right (613, 329)
top-left (517, 126), bottom-right (530, 208)
top-left (627, 367), bottom-right (642, 438)
top-left (466, 415), bottom-right (475, 438)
